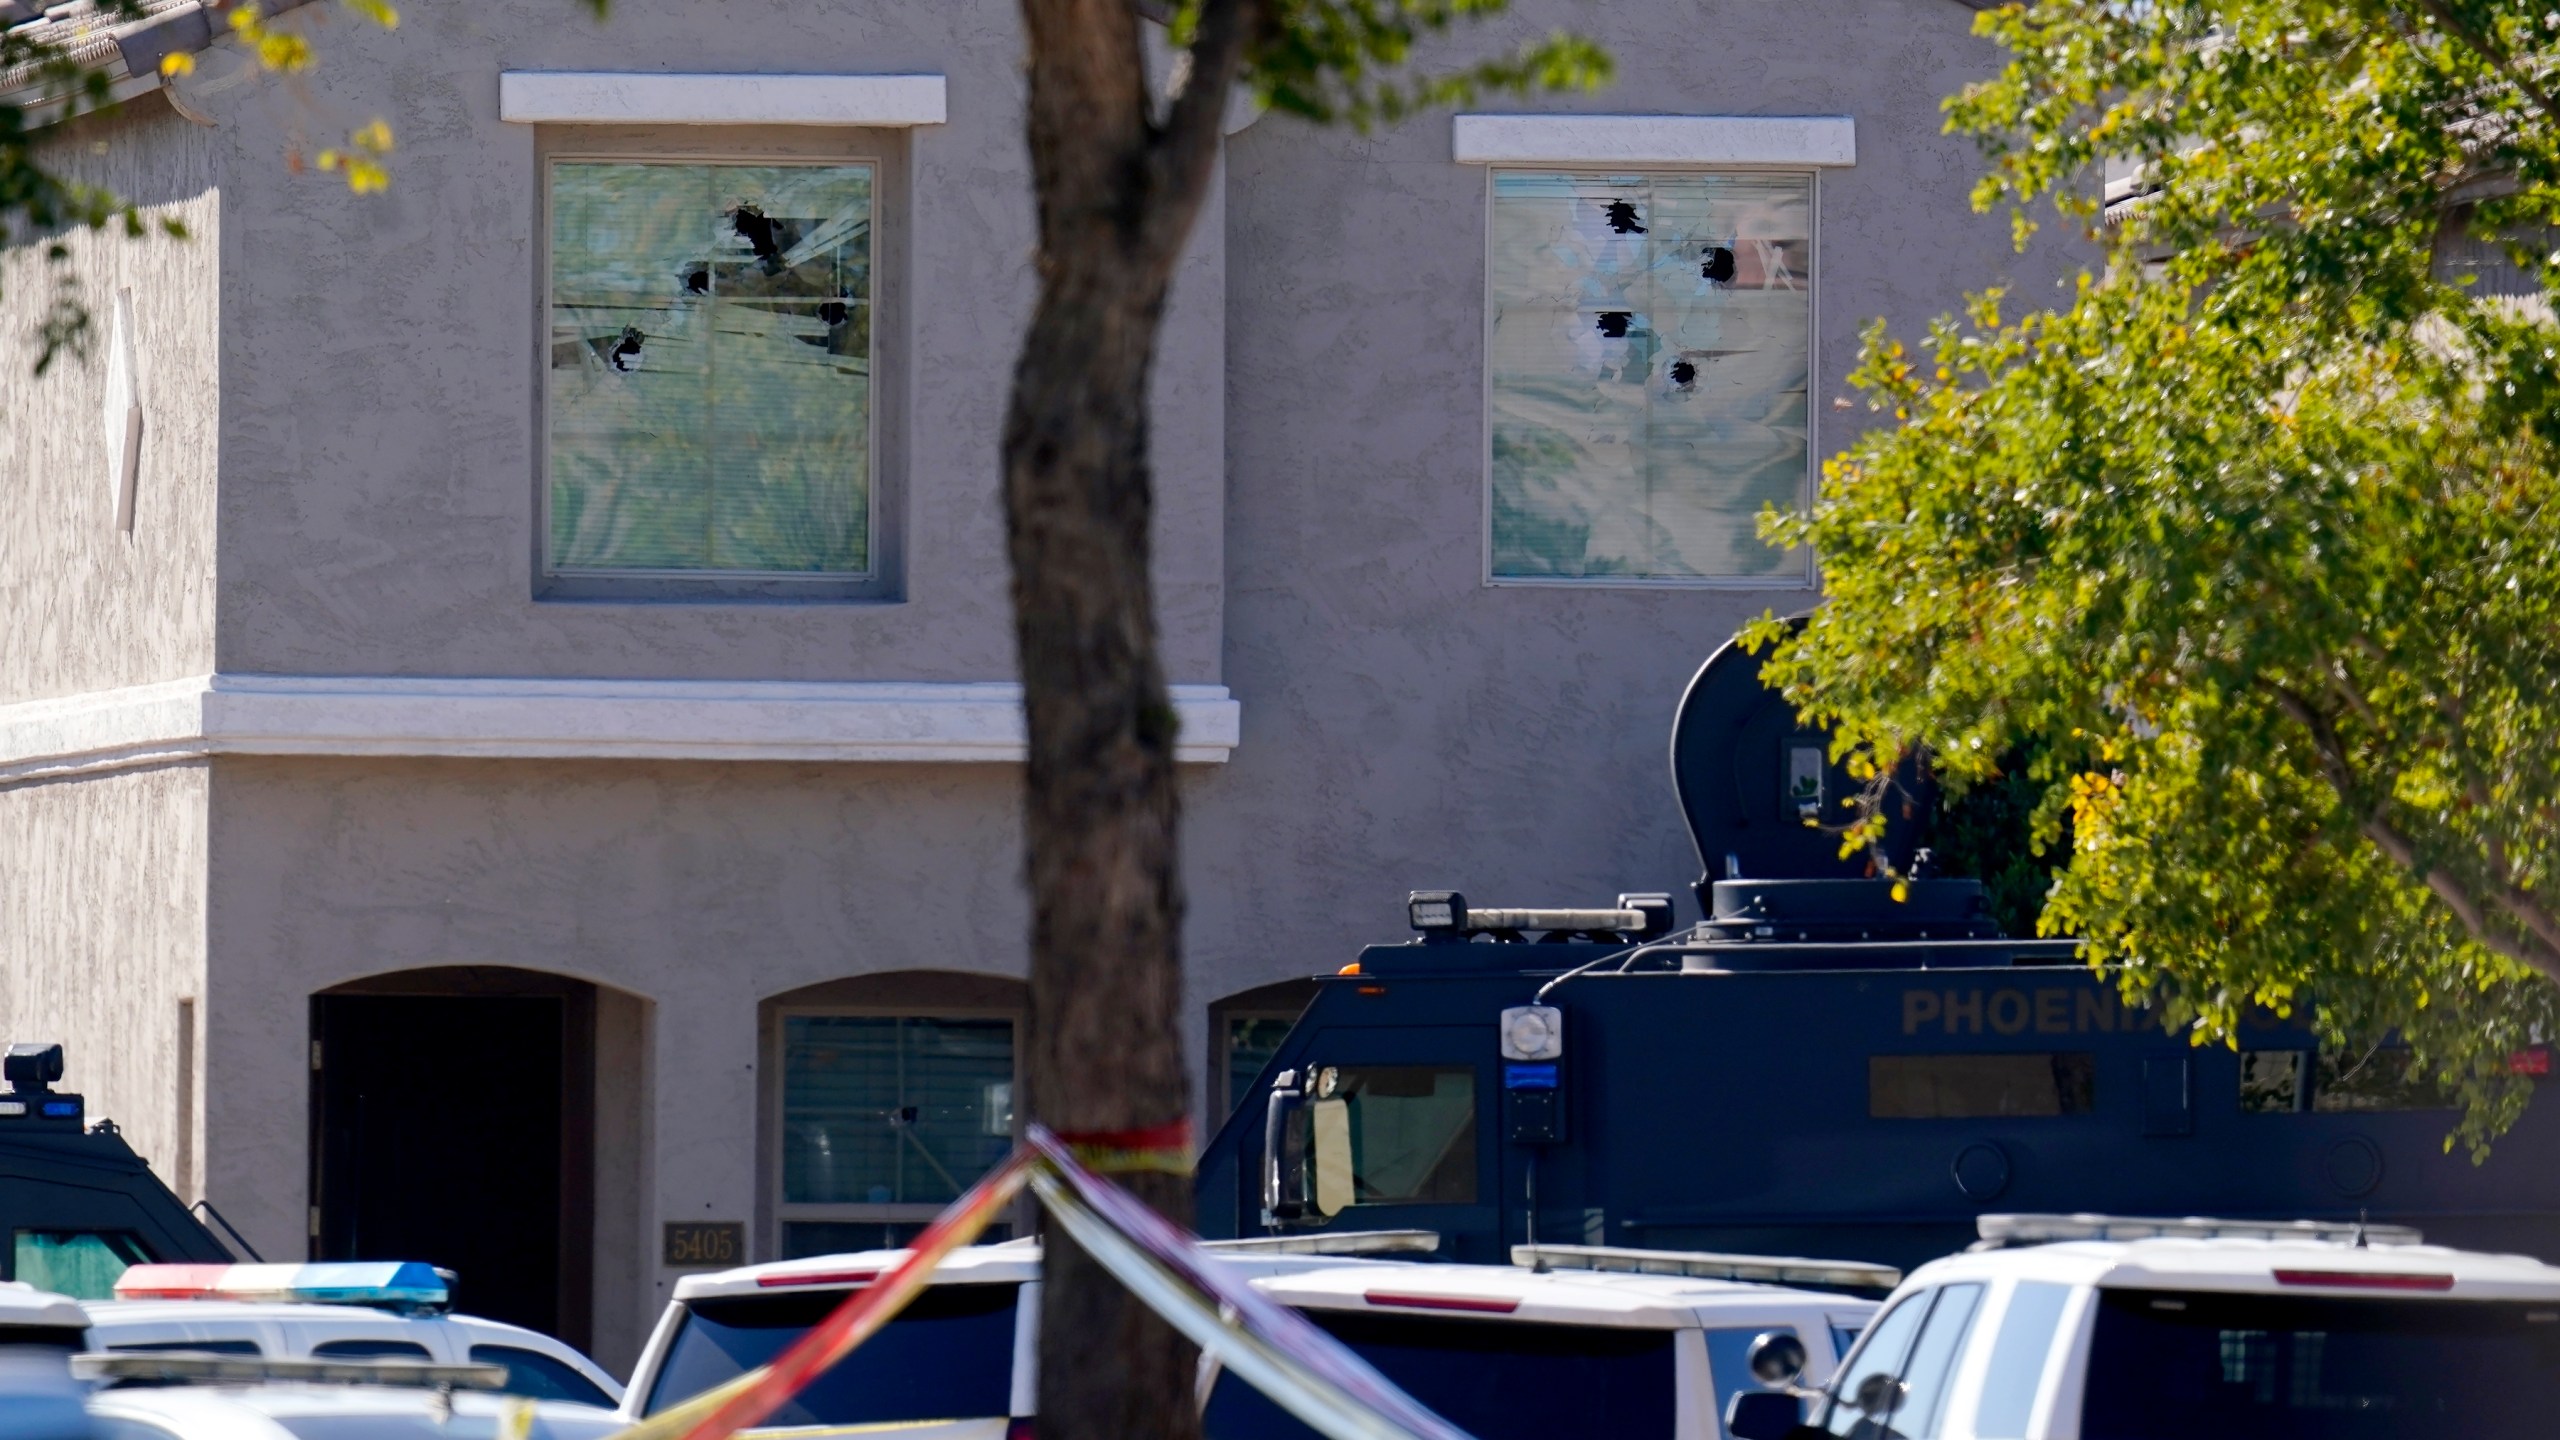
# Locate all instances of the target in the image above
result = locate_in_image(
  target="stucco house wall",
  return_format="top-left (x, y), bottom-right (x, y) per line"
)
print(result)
top-left (0, 106), bottom-right (219, 704)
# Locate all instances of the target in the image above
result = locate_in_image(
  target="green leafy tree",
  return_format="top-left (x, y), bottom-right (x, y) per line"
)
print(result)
top-left (1752, 0), bottom-right (2560, 1149)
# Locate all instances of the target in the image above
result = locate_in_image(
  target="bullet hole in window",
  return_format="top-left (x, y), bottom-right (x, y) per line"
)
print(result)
top-left (684, 268), bottom-right (711, 294)
top-left (731, 205), bottom-right (785, 268)
top-left (1595, 311), bottom-right (1633, 339)
top-left (1670, 359), bottom-right (1698, 388)
top-left (817, 301), bottom-right (850, 326)
top-left (609, 326), bottom-right (645, 372)
top-left (1701, 246), bottom-right (1737, 283)
top-left (1604, 200), bottom-right (1647, 235)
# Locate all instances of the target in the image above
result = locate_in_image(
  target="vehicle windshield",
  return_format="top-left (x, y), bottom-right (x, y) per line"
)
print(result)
top-left (2081, 1288), bottom-right (2560, 1440)
top-left (1202, 1310), bottom-right (1675, 1440)
top-left (641, 1282), bottom-right (1018, 1425)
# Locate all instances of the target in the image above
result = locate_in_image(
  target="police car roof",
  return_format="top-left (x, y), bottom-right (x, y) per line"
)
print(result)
top-left (0, 1282), bottom-right (86, 1331)
top-left (89, 1383), bottom-right (629, 1437)
top-left (84, 1297), bottom-right (594, 1345)
top-left (674, 1242), bottom-right (1417, 1304)
top-left (1250, 1261), bottom-right (1879, 1332)
top-left (1903, 1236), bottom-right (2560, 1300)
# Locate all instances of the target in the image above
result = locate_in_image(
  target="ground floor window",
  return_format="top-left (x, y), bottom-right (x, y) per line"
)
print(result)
top-left (775, 1014), bottom-right (1017, 1258)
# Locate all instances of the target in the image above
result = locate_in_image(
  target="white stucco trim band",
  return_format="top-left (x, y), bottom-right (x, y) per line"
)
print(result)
top-left (498, 72), bottom-right (948, 127)
top-left (1451, 114), bottom-right (1856, 168)
top-left (0, 675), bottom-right (1240, 782)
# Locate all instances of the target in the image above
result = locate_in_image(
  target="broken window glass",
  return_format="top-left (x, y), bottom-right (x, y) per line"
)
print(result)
top-left (1488, 171), bottom-right (1812, 581)
top-left (547, 160), bottom-right (874, 576)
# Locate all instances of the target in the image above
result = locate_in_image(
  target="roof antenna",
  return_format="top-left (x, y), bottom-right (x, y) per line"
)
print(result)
top-left (1725, 852), bottom-right (1743, 881)
top-left (2354, 1208), bottom-right (2369, 1249)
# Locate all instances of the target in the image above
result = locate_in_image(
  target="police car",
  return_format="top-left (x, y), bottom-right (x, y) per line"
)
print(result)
top-left (86, 1262), bottom-right (622, 1409)
top-left (625, 1236), bottom-right (1884, 1440)
top-left (1726, 1212), bottom-right (2560, 1440)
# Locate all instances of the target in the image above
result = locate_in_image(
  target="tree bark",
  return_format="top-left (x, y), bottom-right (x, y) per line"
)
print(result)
top-left (1005, 2), bottom-right (1251, 1439)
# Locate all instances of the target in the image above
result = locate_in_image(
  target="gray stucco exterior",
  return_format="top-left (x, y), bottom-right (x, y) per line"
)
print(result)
top-left (2, 0), bottom-right (2053, 1375)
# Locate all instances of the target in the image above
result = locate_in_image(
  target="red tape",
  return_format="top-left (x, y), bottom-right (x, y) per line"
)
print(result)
top-left (1053, 1118), bottom-right (1195, 1176)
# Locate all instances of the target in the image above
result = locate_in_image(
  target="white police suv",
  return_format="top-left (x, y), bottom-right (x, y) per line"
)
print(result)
top-left (86, 1262), bottom-right (621, 1409)
top-left (1727, 1212), bottom-right (2560, 1440)
top-left (625, 1236), bottom-right (1885, 1440)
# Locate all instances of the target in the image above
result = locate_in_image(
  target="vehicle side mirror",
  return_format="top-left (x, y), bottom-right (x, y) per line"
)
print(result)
top-left (1262, 1084), bottom-right (1308, 1222)
top-left (1310, 1097), bottom-right (1352, 1217)
top-left (1853, 1372), bottom-right (1904, 1419)
top-left (1746, 1331), bottom-right (1808, 1387)
top-left (1723, 1391), bottom-right (1805, 1440)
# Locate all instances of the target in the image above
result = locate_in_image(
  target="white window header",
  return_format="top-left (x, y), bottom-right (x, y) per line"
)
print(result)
top-left (1452, 114), bottom-right (1855, 168)
top-left (499, 72), bottom-right (947, 127)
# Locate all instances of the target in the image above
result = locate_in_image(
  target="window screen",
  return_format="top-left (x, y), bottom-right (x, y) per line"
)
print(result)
top-left (1869, 1053), bottom-right (2097, 1118)
top-left (1488, 170), bottom-right (1812, 582)
top-left (781, 1016), bottom-right (1015, 1208)
top-left (547, 160), bottom-right (874, 577)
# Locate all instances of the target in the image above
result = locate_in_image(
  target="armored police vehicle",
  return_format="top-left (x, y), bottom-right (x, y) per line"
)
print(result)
top-left (0, 1042), bottom-right (236, 1295)
top-left (1195, 636), bottom-right (2560, 1271)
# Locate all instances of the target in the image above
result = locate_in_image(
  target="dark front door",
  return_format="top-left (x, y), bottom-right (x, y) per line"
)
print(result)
top-left (312, 994), bottom-right (569, 1337)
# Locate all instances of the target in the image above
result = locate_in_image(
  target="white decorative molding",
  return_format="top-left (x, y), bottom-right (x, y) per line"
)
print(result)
top-left (102, 287), bottom-right (141, 536)
top-left (1452, 114), bottom-right (1856, 168)
top-left (0, 674), bottom-right (1240, 783)
top-left (498, 72), bottom-right (948, 127)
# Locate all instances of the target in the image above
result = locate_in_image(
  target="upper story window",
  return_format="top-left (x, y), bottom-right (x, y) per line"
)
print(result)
top-left (544, 157), bottom-right (883, 594)
top-left (1487, 170), bottom-right (1813, 585)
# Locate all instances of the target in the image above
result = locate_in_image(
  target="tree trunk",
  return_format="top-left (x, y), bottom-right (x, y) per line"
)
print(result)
top-left (1006, 2), bottom-right (1249, 1438)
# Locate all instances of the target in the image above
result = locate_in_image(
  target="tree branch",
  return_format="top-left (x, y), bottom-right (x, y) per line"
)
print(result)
top-left (2399, 0), bottom-right (2560, 123)
top-left (2265, 680), bottom-right (2560, 985)
top-left (1143, 0), bottom-right (1254, 260)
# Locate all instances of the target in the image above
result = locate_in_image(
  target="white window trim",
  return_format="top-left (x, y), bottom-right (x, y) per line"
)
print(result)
top-left (0, 675), bottom-right (1242, 782)
top-left (1479, 165), bottom-right (1823, 590)
top-left (1452, 113), bottom-right (1855, 168)
top-left (769, 1003), bottom-right (1023, 1245)
top-left (499, 72), bottom-right (947, 128)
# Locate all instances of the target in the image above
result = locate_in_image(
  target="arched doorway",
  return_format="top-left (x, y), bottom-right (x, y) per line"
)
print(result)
top-left (309, 967), bottom-right (621, 1346)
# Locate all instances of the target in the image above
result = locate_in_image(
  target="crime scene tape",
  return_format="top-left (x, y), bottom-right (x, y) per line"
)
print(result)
top-left (610, 1123), bottom-right (1474, 1440)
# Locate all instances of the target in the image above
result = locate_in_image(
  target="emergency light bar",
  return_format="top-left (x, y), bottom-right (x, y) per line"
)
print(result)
top-left (1510, 1243), bottom-right (1902, 1291)
top-left (1407, 892), bottom-right (1675, 941)
top-left (1975, 1213), bottom-right (2426, 1248)
top-left (113, 1260), bottom-right (451, 1314)
top-left (1201, 1230), bottom-right (1442, 1257)
top-left (72, 1353), bottom-right (503, 1391)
